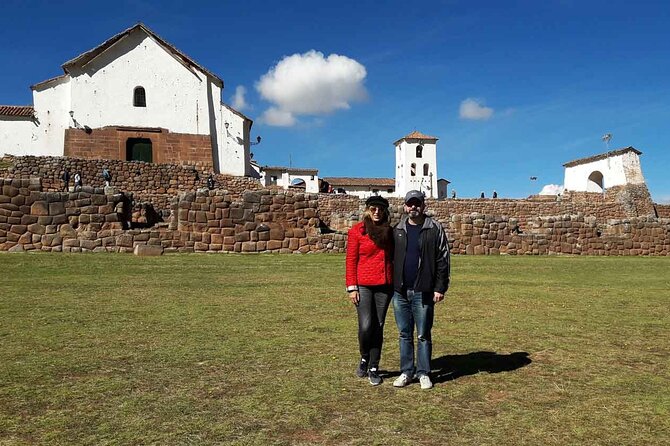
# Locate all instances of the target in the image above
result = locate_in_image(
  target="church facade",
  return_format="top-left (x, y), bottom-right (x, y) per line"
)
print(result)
top-left (0, 23), bottom-right (252, 176)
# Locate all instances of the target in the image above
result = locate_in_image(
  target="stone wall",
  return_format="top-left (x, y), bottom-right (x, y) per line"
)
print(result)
top-left (656, 204), bottom-right (670, 219)
top-left (0, 178), bottom-right (126, 252)
top-left (1, 155), bottom-right (668, 256)
top-left (444, 213), bottom-right (669, 256)
top-left (0, 180), bottom-right (346, 254)
top-left (0, 155), bottom-right (262, 214)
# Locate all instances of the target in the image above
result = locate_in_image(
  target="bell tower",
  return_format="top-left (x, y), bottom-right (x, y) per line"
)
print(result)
top-left (394, 130), bottom-right (439, 198)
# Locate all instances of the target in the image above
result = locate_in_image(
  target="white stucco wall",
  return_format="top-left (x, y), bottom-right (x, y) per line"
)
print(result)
top-left (564, 152), bottom-right (645, 192)
top-left (0, 118), bottom-right (39, 156)
top-left (32, 77), bottom-right (71, 156)
top-left (333, 186), bottom-right (395, 199)
top-left (395, 139), bottom-right (438, 198)
top-left (65, 30), bottom-right (216, 135)
top-left (218, 105), bottom-right (249, 176)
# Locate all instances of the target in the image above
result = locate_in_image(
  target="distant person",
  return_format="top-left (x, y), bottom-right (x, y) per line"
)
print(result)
top-left (61, 168), bottom-right (70, 191)
top-left (480, 191), bottom-right (485, 198)
top-left (392, 190), bottom-right (450, 390)
top-left (207, 174), bottom-right (215, 190)
top-left (346, 196), bottom-right (394, 386)
top-left (102, 168), bottom-right (112, 187)
top-left (492, 190), bottom-right (498, 199)
top-left (73, 172), bottom-right (82, 191)
top-left (451, 190), bottom-right (456, 199)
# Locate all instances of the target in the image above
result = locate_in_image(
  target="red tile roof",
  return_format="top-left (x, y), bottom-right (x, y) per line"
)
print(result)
top-left (261, 165), bottom-right (318, 174)
top-left (563, 147), bottom-right (642, 168)
top-left (323, 177), bottom-right (395, 187)
top-left (61, 23), bottom-right (223, 88)
top-left (0, 105), bottom-right (35, 118)
top-left (393, 130), bottom-right (439, 145)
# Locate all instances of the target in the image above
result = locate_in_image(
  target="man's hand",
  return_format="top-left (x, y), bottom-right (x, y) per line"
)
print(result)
top-left (349, 291), bottom-right (360, 305)
top-left (433, 291), bottom-right (444, 303)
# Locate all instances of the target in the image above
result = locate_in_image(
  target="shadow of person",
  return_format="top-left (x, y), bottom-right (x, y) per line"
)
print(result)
top-left (431, 351), bottom-right (531, 383)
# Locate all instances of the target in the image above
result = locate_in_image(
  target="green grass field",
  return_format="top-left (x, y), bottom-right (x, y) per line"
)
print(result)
top-left (1, 253), bottom-right (669, 445)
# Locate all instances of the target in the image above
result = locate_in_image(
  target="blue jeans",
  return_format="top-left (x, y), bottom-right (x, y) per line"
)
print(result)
top-left (393, 289), bottom-right (434, 376)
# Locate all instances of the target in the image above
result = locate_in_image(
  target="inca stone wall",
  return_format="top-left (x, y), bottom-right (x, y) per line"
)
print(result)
top-left (0, 155), bottom-right (262, 214)
top-left (0, 179), bottom-right (346, 253)
top-left (2, 155), bottom-right (669, 256)
top-left (656, 204), bottom-right (670, 219)
top-left (444, 214), bottom-right (669, 256)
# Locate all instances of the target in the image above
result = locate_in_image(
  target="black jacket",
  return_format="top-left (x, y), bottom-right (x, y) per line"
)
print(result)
top-left (393, 215), bottom-right (450, 294)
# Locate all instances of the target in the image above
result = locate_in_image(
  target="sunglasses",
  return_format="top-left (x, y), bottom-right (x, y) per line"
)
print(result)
top-left (405, 200), bottom-right (423, 208)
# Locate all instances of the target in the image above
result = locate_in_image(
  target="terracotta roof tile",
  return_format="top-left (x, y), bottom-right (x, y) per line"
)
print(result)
top-left (393, 130), bottom-right (439, 145)
top-left (323, 177), bottom-right (395, 187)
top-left (563, 147), bottom-right (642, 168)
top-left (0, 106), bottom-right (35, 118)
top-left (261, 165), bottom-right (318, 174)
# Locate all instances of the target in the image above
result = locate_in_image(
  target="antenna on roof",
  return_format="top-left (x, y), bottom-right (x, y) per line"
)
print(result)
top-left (602, 133), bottom-right (612, 150)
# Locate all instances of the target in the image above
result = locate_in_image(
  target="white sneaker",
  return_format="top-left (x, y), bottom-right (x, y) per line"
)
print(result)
top-left (419, 374), bottom-right (433, 390)
top-left (393, 373), bottom-right (412, 387)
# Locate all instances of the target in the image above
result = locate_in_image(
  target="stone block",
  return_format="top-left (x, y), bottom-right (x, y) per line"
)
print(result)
top-left (49, 202), bottom-right (65, 216)
top-left (134, 245), bottom-right (164, 256)
top-left (235, 231), bottom-right (250, 242)
top-left (31, 201), bottom-right (49, 216)
top-left (241, 241), bottom-right (257, 252)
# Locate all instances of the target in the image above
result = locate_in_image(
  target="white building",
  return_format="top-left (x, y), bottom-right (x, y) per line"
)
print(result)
top-left (322, 177), bottom-right (395, 198)
top-left (252, 162), bottom-right (319, 193)
top-left (0, 23), bottom-right (252, 176)
top-left (394, 131), bottom-right (439, 199)
top-left (563, 147), bottom-right (645, 193)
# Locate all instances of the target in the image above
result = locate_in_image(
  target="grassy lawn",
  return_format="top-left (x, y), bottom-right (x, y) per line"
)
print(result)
top-left (1, 254), bottom-right (669, 445)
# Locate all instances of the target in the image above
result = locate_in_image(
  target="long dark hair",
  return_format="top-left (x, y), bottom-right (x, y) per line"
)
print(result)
top-left (363, 207), bottom-right (392, 250)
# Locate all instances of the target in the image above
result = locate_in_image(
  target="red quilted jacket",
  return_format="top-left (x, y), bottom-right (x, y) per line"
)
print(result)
top-left (346, 222), bottom-right (393, 289)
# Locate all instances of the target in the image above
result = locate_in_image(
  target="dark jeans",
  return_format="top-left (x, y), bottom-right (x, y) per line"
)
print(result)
top-left (357, 285), bottom-right (392, 369)
top-left (393, 289), bottom-right (435, 376)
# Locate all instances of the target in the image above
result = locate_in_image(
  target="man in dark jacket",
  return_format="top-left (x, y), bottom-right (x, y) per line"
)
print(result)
top-left (392, 190), bottom-right (450, 389)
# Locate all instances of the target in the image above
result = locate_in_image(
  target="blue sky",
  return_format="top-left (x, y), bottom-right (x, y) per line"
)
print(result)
top-left (2, 0), bottom-right (669, 201)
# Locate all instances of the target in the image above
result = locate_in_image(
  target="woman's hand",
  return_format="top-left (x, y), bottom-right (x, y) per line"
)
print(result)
top-left (349, 290), bottom-right (360, 306)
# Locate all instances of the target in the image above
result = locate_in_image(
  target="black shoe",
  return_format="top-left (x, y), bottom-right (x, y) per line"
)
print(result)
top-left (355, 359), bottom-right (368, 378)
top-left (368, 368), bottom-right (382, 386)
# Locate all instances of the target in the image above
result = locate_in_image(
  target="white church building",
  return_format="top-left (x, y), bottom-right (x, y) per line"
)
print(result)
top-left (0, 23), bottom-right (253, 176)
top-left (321, 130), bottom-right (443, 199)
top-left (563, 147), bottom-right (645, 193)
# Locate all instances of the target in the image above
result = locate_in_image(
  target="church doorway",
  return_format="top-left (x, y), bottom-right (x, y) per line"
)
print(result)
top-left (126, 138), bottom-right (153, 162)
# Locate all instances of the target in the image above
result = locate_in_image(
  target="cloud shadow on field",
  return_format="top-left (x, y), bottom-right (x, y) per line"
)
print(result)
top-left (431, 351), bottom-right (532, 383)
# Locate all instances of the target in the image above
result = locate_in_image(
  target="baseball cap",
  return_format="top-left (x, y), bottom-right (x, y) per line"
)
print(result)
top-left (365, 195), bottom-right (389, 208)
top-left (404, 190), bottom-right (425, 204)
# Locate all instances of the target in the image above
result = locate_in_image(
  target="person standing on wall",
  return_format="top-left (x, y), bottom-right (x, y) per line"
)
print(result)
top-left (61, 168), bottom-right (70, 192)
top-left (102, 168), bottom-right (112, 187)
top-left (73, 172), bottom-right (82, 191)
top-left (392, 190), bottom-right (450, 390)
top-left (346, 196), bottom-right (394, 386)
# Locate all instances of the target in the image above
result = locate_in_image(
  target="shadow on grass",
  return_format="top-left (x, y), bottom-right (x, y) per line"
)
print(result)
top-left (432, 351), bottom-right (532, 383)
top-left (379, 351), bottom-right (531, 383)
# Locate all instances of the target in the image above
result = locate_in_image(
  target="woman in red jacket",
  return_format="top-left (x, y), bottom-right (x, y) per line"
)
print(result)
top-left (346, 195), bottom-right (394, 386)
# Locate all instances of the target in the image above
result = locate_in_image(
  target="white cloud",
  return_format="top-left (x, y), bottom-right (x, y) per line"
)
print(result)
top-left (256, 50), bottom-right (367, 127)
top-left (260, 107), bottom-right (296, 127)
top-left (231, 85), bottom-right (248, 111)
top-left (539, 184), bottom-right (565, 195)
top-left (459, 98), bottom-right (494, 120)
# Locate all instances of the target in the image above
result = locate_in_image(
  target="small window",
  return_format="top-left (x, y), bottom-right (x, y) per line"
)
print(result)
top-left (133, 87), bottom-right (146, 107)
top-left (411, 163), bottom-right (416, 176)
top-left (416, 145), bottom-right (423, 158)
top-left (423, 163), bottom-right (429, 176)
